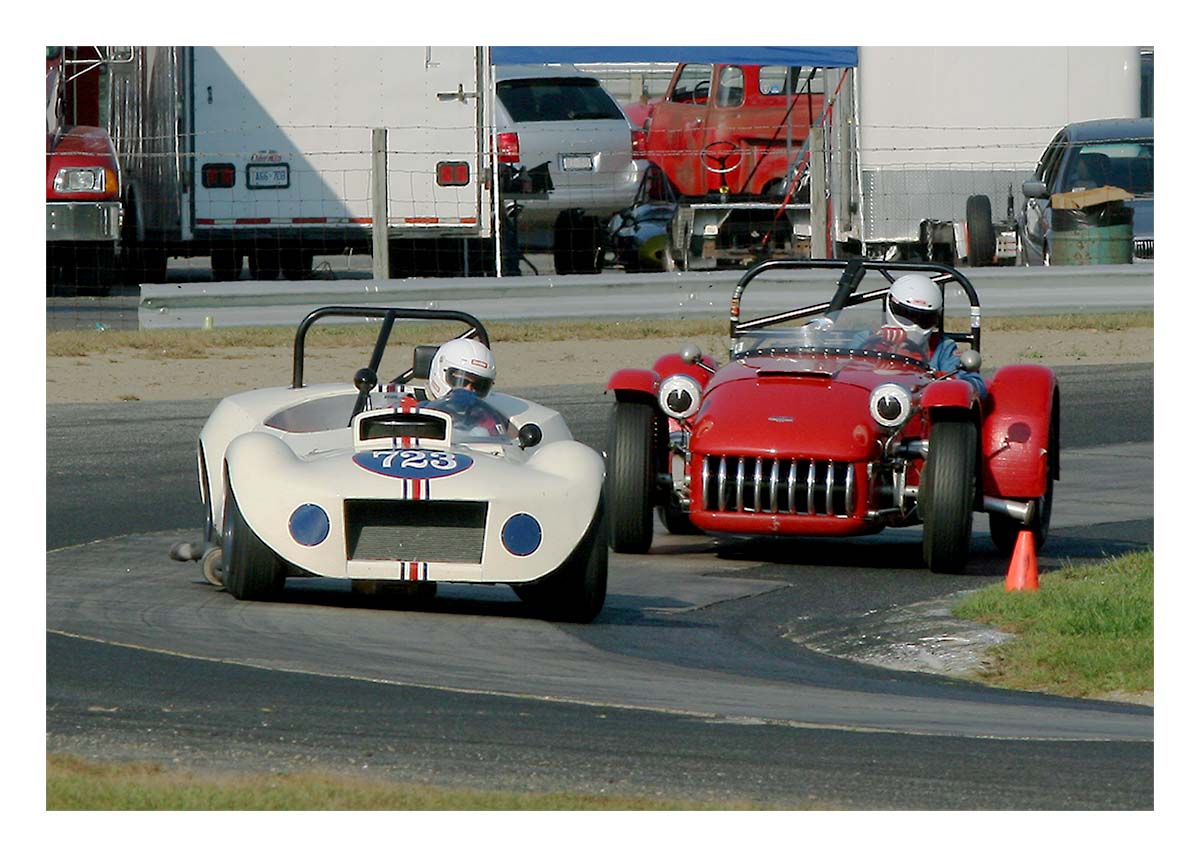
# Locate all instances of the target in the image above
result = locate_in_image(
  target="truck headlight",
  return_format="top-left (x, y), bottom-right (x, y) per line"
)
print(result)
top-left (53, 166), bottom-right (112, 193)
top-left (658, 374), bottom-right (702, 420)
top-left (869, 383), bottom-right (912, 429)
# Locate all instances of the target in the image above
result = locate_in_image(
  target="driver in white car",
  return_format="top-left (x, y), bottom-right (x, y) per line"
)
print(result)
top-left (426, 339), bottom-right (512, 439)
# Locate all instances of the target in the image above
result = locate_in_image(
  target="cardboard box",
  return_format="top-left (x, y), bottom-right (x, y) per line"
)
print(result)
top-left (1050, 185), bottom-right (1134, 210)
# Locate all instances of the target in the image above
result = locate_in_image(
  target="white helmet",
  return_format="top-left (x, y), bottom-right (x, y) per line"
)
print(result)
top-left (885, 274), bottom-right (943, 336)
top-left (427, 338), bottom-right (497, 400)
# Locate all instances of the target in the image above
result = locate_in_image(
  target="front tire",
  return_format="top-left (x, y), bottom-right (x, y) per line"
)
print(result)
top-left (222, 484), bottom-right (286, 600)
top-left (606, 401), bottom-right (656, 553)
top-left (513, 498), bottom-right (608, 623)
top-left (921, 417), bottom-right (978, 574)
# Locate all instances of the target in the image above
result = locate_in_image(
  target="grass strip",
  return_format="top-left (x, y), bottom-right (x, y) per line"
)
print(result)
top-left (951, 550), bottom-right (1153, 698)
top-left (46, 754), bottom-right (775, 810)
top-left (47, 313), bottom-right (1153, 359)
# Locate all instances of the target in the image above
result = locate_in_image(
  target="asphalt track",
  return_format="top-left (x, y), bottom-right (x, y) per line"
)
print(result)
top-left (45, 364), bottom-right (1154, 809)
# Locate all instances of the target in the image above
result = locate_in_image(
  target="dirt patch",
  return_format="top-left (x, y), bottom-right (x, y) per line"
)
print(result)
top-left (46, 328), bottom-right (1153, 404)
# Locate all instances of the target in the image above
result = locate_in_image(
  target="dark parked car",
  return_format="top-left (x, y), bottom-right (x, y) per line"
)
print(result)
top-left (1017, 117), bottom-right (1153, 264)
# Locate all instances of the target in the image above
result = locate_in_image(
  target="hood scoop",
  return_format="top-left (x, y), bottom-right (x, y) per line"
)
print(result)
top-left (755, 367), bottom-right (837, 382)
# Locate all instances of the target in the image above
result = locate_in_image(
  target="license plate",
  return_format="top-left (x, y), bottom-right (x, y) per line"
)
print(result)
top-left (247, 163), bottom-right (290, 189)
top-left (560, 154), bottom-right (594, 171)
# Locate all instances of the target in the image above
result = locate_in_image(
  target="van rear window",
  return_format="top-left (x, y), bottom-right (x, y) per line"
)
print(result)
top-left (498, 78), bottom-right (624, 123)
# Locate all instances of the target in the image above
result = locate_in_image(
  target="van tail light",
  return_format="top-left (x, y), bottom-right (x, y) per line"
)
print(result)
top-left (631, 128), bottom-right (648, 159)
top-left (496, 132), bottom-right (520, 164)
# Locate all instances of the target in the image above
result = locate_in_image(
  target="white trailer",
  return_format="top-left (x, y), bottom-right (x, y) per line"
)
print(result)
top-left (108, 46), bottom-right (493, 281)
top-left (825, 46), bottom-right (1142, 263)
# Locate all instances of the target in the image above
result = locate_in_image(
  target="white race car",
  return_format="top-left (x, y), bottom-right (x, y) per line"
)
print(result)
top-left (172, 306), bottom-right (607, 622)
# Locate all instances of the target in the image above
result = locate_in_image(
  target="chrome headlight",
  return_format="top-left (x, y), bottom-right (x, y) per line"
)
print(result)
top-left (658, 374), bottom-right (702, 420)
top-left (53, 166), bottom-right (110, 193)
top-left (869, 383), bottom-right (912, 429)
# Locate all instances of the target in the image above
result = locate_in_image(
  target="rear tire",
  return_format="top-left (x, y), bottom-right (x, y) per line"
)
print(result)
top-left (659, 503), bottom-right (701, 535)
top-left (606, 401), bottom-right (656, 553)
top-left (222, 484), bottom-right (286, 600)
top-left (966, 195), bottom-right (995, 267)
top-left (920, 417), bottom-right (978, 574)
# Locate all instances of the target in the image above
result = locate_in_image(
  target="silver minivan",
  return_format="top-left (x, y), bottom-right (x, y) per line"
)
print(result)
top-left (494, 64), bottom-right (641, 273)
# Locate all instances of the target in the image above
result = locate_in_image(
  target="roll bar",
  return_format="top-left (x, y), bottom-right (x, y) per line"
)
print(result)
top-left (291, 306), bottom-right (489, 389)
top-left (729, 258), bottom-right (982, 354)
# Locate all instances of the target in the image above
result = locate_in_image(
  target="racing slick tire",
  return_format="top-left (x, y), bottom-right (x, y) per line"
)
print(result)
top-left (513, 497), bottom-right (608, 623)
top-left (222, 484), bottom-right (287, 601)
top-left (606, 401), bottom-right (656, 553)
top-left (989, 411), bottom-right (1058, 554)
top-left (920, 417), bottom-right (978, 574)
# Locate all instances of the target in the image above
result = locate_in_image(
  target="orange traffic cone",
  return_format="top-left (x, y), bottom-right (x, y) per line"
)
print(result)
top-left (1005, 530), bottom-right (1039, 591)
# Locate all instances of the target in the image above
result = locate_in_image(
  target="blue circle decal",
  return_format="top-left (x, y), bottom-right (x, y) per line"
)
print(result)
top-left (353, 450), bottom-right (473, 479)
top-left (289, 504), bottom-right (330, 546)
top-left (502, 513), bottom-right (542, 557)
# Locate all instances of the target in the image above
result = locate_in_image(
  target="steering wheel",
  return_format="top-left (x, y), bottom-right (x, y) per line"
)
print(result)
top-left (700, 140), bottom-right (744, 175)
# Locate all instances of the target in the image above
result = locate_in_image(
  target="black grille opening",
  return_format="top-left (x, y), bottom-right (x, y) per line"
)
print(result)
top-left (358, 412), bottom-right (447, 442)
top-left (344, 499), bottom-right (487, 563)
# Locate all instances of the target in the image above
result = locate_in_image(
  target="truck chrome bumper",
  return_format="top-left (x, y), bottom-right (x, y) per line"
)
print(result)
top-left (46, 202), bottom-right (121, 243)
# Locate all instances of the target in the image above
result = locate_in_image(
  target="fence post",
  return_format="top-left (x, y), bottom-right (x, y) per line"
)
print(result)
top-left (371, 128), bottom-right (389, 280)
top-left (810, 125), bottom-right (828, 259)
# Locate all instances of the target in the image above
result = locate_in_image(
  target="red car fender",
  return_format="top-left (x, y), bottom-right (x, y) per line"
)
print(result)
top-left (607, 368), bottom-right (660, 405)
top-left (651, 352), bottom-right (717, 389)
top-left (981, 365), bottom-right (1059, 498)
top-left (921, 377), bottom-right (976, 412)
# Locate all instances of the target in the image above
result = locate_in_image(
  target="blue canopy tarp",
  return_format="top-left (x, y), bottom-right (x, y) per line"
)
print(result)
top-left (490, 46), bottom-right (858, 67)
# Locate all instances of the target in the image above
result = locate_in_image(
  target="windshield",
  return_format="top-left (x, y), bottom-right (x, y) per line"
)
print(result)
top-left (733, 301), bottom-right (933, 367)
top-left (425, 389), bottom-right (517, 444)
top-left (498, 78), bottom-right (625, 122)
top-left (1061, 141), bottom-right (1153, 196)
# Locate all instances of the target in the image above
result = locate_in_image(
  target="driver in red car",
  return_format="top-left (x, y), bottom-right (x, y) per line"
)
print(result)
top-left (859, 273), bottom-right (986, 397)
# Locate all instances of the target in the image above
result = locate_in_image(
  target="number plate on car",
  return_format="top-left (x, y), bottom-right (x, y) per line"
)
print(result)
top-left (247, 163), bottom-right (290, 189)
top-left (560, 154), bottom-right (594, 171)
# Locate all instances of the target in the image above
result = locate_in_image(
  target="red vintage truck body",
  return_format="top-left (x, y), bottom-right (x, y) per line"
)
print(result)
top-left (642, 63), bottom-right (824, 198)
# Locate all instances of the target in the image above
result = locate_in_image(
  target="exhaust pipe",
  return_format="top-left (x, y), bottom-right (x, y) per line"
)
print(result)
top-left (982, 496), bottom-right (1035, 526)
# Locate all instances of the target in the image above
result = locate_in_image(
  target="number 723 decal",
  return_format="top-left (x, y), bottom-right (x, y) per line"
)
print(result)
top-left (353, 450), bottom-right (474, 479)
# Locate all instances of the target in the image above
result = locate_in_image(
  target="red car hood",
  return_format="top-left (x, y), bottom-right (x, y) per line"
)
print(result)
top-left (690, 354), bottom-right (927, 459)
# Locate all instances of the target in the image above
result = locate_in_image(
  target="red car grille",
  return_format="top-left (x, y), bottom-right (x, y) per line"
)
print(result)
top-left (699, 456), bottom-right (856, 517)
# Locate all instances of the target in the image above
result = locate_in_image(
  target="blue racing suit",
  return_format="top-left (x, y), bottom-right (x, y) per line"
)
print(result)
top-left (928, 334), bottom-right (986, 398)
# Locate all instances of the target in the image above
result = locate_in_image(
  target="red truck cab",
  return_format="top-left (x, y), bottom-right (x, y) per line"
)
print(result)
top-left (643, 63), bottom-right (824, 199)
top-left (46, 46), bottom-right (121, 292)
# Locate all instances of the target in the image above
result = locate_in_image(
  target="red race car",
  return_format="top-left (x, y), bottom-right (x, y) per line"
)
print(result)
top-left (604, 258), bottom-right (1059, 574)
